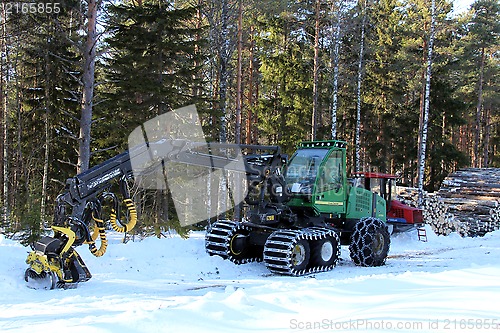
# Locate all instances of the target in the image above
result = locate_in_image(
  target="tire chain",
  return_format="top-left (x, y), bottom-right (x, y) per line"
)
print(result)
top-left (349, 217), bottom-right (390, 267)
top-left (205, 220), bottom-right (262, 264)
top-left (263, 227), bottom-right (341, 276)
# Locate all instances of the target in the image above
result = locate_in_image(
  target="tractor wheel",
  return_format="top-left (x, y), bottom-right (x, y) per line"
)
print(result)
top-left (310, 235), bottom-right (340, 267)
top-left (228, 233), bottom-right (249, 260)
top-left (290, 239), bottom-right (310, 271)
top-left (349, 217), bottom-right (390, 267)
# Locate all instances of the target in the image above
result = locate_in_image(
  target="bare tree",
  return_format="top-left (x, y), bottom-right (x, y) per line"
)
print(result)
top-left (1, 3), bottom-right (10, 226)
top-left (78, 0), bottom-right (101, 174)
top-left (218, 0), bottom-right (230, 144)
top-left (417, 0), bottom-right (436, 206)
top-left (41, 59), bottom-right (51, 226)
top-left (355, 0), bottom-right (367, 172)
top-left (473, 46), bottom-right (485, 167)
top-left (234, 0), bottom-right (244, 220)
top-left (311, 0), bottom-right (321, 140)
top-left (204, 0), bottom-right (237, 217)
top-left (235, 0), bottom-right (243, 145)
top-left (329, 0), bottom-right (346, 139)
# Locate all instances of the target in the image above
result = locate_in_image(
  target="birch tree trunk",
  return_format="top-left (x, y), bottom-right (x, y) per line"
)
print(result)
top-left (417, 0), bottom-right (436, 206)
top-left (218, 0), bottom-right (230, 218)
top-left (41, 58), bottom-right (51, 227)
top-left (235, 0), bottom-right (243, 145)
top-left (234, 0), bottom-right (243, 220)
top-left (219, 0), bottom-right (229, 145)
top-left (355, 0), bottom-right (367, 172)
top-left (246, 26), bottom-right (255, 145)
top-left (1, 3), bottom-right (9, 226)
top-left (311, 0), bottom-right (321, 141)
top-left (330, 0), bottom-right (343, 140)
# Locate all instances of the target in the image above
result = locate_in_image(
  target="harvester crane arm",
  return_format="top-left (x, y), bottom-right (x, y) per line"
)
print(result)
top-left (25, 138), bottom-right (287, 289)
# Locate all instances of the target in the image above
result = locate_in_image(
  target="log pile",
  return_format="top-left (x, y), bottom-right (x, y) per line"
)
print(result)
top-left (396, 188), bottom-right (456, 236)
top-left (491, 204), bottom-right (500, 224)
top-left (438, 168), bottom-right (500, 237)
top-left (396, 187), bottom-right (419, 208)
top-left (421, 194), bottom-right (459, 236)
top-left (396, 169), bottom-right (500, 237)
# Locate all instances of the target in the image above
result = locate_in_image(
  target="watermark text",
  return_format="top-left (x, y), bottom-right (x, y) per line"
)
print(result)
top-left (289, 318), bottom-right (500, 331)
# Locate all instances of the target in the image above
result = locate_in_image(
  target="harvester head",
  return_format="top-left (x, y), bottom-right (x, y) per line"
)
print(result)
top-left (24, 228), bottom-right (91, 289)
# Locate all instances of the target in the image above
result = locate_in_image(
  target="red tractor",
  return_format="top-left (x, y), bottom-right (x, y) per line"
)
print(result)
top-left (352, 172), bottom-right (424, 233)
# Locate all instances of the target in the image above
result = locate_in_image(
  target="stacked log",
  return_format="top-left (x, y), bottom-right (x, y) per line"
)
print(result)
top-left (491, 203), bottom-right (500, 224)
top-left (396, 187), bottom-right (456, 236)
top-left (438, 168), bottom-right (500, 237)
top-left (396, 176), bottom-right (500, 237)
top-left (396, 187), bottom-right (419, 207)
top-left (421, 194), bottom-right (459, 236)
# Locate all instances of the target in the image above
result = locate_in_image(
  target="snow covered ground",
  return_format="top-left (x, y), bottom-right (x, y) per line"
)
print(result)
top-left (1, 226), bottom-right (500, 333)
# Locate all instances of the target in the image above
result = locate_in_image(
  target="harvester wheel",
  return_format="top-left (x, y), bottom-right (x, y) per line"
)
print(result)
top-left (290, 239), bottom-right (310, 271)
top-left (228, 233), bottom-right (249, 259)
top-left (206, 221), bottom-right (263, 264)
top-left (349, 217), bottom-right (390, 267)
top-left (310, 235), bottom-right (340, 267)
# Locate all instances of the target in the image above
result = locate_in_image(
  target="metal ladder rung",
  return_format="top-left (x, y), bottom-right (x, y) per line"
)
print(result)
top-left (417, 226), bottom-right (427, 242)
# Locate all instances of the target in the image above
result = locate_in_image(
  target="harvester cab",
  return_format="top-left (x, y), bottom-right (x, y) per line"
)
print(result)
top-left (352, 172), bottom-right (424, 233)
top-left (285, 140), bottom-right (348, 216)
top-left (284, 141), bottom-right (387, 227)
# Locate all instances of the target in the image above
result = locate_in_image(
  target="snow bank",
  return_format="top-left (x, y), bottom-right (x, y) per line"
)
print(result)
top-left (1, 227), bottom-right (500, 332)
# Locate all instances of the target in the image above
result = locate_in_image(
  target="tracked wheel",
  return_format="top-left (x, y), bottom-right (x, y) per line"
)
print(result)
top-left (289, 238), bottom-right (310, 271)
top-left (349, 217), bottom-right (390, 267)
top-left (264, 227), bottom-right (340, 276)
top-left (310, 233), bottom-right (340, 267)
top-left (205, 220), bottom-right (263, 264)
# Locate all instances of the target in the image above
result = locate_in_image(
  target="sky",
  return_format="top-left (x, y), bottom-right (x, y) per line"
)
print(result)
top-left (453, 0), bottom-right (475, 14)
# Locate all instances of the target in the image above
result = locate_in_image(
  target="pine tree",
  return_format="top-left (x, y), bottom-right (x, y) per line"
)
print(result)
top-left (0, 1), bottom-right (82, 239)
top-left (102, 0), bottom-right (205, 235)
top-left (255, 10), bottom-right (313, 153)
top-left (20, 2), bottom-right (81, 226)
top-left (465, 0), bottom-right (500, 167)
top-left (361, 0), bottom-right (405, 173)
top-left (103, 1), bottom-right (204, 140)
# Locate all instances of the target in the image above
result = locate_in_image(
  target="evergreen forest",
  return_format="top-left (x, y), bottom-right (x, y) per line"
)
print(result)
top-left (0, 0), bottom-right (499, 239)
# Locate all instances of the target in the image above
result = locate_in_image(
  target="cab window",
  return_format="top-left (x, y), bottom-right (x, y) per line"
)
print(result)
top-left (318, 150), bottom-right (344, 192)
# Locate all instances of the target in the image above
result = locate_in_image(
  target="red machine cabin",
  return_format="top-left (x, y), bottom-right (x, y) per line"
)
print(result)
top-left (352, 172), bottom-right (424, 233)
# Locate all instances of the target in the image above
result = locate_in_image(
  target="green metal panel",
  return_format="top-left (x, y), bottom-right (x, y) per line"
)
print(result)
top-left (374, 195), bottom-right (387, 221)
top-left (346, 186), bottom-right (371, 219)
top-left (287, 197), bottom-right (315, 209)
top-left (346, 186), bottom-right (387, 221)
